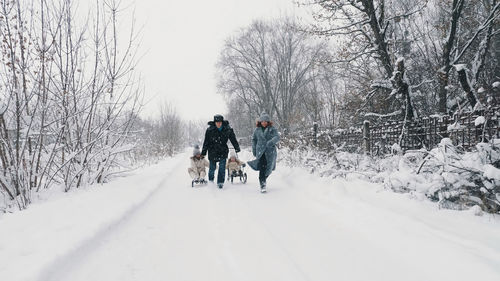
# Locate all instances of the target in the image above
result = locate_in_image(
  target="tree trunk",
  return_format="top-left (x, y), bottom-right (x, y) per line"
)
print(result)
top-left (392, 58), bottom-right (414, 120)
top-left (456, 68), bottom-right (478, 109)
top-left (361, 0), bottom-right (394, 78)
top-left (438, 0), bottom-right (465, 114)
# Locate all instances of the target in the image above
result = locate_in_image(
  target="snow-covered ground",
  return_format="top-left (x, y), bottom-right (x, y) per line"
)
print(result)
top-left (1, 150), bottom-right (500, 281)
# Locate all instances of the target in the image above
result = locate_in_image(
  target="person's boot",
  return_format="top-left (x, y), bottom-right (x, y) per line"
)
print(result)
top-left (260, 181), bottom-right (267, 193)
top-left (217, 183), bottom-right (224, 189)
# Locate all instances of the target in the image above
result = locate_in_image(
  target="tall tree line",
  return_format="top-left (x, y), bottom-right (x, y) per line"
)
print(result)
top-left (217, 1), bottom-right (499, 135)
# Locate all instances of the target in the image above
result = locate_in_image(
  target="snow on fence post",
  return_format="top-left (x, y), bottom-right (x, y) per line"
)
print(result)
top-left (363, 120), bottom-right (371, 154)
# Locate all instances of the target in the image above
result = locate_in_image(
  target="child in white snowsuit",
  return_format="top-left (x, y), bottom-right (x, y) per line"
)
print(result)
top-left (226, 151), bottom-right (245, 176)
top-left (188, 146), bottom-right (209, 180)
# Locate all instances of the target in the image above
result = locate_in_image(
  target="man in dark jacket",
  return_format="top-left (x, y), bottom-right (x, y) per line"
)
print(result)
top-left (201, 114), bottom-right (240, 189)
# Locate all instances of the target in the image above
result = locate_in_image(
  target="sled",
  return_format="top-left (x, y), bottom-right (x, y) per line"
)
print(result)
top-left (228, 163), bottom-right (247, 184)
top-left (191, 178), bottom-right (208, 187)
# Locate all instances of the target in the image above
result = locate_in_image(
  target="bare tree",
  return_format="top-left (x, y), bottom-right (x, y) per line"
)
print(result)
top-left (0, 0), bottom-right (143, 209)
top-left (303, 0), bottom-right (423, 120)
top-left (302, 0), bottom-right (499, 119)
top-left (217, 17), bottom-right (330, 134)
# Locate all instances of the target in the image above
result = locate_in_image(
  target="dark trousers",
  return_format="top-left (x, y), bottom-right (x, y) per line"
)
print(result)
top-left (258, 154), bottom-right (268, 185)
top-left (209, 159), bottom-right (226, 184)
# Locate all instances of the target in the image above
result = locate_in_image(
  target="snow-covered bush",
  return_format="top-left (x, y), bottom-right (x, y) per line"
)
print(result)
top-left (408, 138), bottom-right (500, 213)
top-left (279, 138), bottom-right (500, 213)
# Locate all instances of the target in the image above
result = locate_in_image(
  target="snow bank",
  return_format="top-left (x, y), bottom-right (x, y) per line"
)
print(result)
top-left (0, 157), bottom-right (180, 281)
top-left (279, 138), bottom-right (500, 213)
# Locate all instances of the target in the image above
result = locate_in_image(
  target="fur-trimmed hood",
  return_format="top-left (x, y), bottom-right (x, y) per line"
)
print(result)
top-left (207, 120), bottom-right (230, 128)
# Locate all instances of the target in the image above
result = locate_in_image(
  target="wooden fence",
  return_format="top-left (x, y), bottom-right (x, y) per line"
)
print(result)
top-left (282, 107), bottom-right (500, 154)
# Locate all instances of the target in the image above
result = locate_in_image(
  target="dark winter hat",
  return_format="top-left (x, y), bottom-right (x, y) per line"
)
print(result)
top-left (213, 114), bottom-right (224, 122)
top-left (193, 145), bottom-right (201, 156)
top-left (259, 112), bottom-right (271, 122)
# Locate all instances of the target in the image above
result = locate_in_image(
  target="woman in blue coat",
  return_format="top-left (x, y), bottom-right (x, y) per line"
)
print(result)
top-left (247, 112), bottom-right (280, 192)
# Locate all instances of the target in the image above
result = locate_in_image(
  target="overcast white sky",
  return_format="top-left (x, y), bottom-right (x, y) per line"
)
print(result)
top-left (133, 0), bottom-right (305, 122)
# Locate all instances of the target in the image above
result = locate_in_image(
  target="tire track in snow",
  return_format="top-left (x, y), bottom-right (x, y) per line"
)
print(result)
top-left (36, 155), bottom-right (184, 281)
top-left (198, 174), bottom-right (312, 281)
top-left (205, 189), bottom-right (247, 281)
top-left (239, 194), bottom-right (312, 281)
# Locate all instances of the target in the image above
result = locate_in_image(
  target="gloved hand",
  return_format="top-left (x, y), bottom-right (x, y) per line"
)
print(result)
top-left (235, 148), bottom-right (241, 153)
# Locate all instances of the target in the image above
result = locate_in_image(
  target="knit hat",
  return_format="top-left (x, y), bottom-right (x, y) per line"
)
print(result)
top-left (193, 145), bottom-right (201, 156)
top-left (213, 114), bottom-right (224, 122)
top-left (229, 151), bottom-right (236, 158)
top-left (259, 112), bottom-right (271, 122)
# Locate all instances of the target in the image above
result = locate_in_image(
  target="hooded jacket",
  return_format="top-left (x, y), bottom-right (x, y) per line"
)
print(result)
top-left (189, 156), bottom-right (209, 171)
top-left (201, 120), bottom-right (240, 161)
top-left (226, 157), bottom-right (244, 172)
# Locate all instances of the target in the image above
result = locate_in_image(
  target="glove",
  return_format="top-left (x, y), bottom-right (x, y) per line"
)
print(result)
top-left (235, 148), bottom-right (241, 153)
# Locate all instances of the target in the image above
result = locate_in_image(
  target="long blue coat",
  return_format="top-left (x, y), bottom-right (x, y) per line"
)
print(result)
top-left (247, 126), bottom-right (280, 177)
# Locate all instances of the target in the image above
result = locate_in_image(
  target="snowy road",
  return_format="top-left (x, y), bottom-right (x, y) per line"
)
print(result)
top-left (40, 151), bottom-right (500, 281)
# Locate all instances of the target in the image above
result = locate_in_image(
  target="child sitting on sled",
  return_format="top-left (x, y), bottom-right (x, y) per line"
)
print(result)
top-left (188, 145), bottom-right (209, 182)
top-left (226, 151), bottom-right (245, 177)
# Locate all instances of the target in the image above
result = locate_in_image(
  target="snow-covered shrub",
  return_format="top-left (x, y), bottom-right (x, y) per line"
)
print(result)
top-left (411, 138), bottom-right (500, 212)
top-left (279, 137), bottom-right (500, 213)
